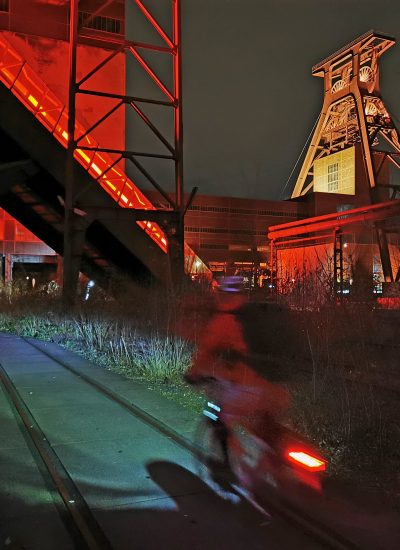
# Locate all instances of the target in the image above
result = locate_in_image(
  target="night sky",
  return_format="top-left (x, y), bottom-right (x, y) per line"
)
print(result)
top-left (127, 1), bottom-right (400, 201)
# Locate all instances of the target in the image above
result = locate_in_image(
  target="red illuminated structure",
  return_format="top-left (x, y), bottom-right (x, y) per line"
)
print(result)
top-left (269, 200), bottom-right (400, 295)
top-left (64, 0), bottom-right (190, 300)
top-left (0, 1), bottom-right (209, 298)
top-left (0, 210), bottom-right (57, 284)
top-left (272, 31), bottom-right (400, 299)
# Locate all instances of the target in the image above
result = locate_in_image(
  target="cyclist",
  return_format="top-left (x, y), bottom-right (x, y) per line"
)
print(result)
top-left (185, 277), bottom-right (290, 466)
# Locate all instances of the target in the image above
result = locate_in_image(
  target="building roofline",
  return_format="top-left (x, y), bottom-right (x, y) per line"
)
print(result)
top-left (312, 30), bottom-right (396, 74)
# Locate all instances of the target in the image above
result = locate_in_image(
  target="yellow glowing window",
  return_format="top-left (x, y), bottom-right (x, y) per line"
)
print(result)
top-left (327, 163), bottom-right (339, 191)
top-left (314, 147), bottom-right (355, 195)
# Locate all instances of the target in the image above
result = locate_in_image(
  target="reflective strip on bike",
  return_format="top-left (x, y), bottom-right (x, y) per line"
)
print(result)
top-left (203, 410), bottom-right (219, 421)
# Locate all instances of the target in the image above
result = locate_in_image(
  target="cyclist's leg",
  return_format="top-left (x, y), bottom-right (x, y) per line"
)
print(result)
top-left (213, 417), bottom-right (230, 467)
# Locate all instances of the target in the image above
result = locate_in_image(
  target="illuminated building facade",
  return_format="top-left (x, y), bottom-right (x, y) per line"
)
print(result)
top-left (271, 31), bottom-right (400, 301)
top-left (147, 190), bottom-right (307, 284)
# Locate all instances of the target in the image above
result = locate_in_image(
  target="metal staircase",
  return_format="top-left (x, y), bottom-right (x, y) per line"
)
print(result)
top-left (0, 33), bottom-right (208, 288)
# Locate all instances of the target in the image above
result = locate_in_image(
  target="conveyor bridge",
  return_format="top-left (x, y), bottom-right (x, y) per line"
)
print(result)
top-left (0, 34), bottom-right (208, 288)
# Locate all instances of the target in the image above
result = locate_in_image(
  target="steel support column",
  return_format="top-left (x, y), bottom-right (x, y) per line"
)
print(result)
top-left (73, 0), bottom-right (187, 287)
top-left (4, 254), bottom-right (12, 284)
top-left (375, 223), bottom-right (394, 282)
top-left (170, 0), bottom-right (185, 284)
top-left (333, 229), bottom-right (343, 296)
top-left (269, 239), bottom-right (277, 292)
top-left (63, 0), bottom-right (80, 306)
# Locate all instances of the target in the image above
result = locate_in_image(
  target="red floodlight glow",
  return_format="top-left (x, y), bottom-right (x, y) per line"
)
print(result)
top-left (0, 31), bottom-right (211, 277)
top-left (287, 450), bottom-right (326, 472)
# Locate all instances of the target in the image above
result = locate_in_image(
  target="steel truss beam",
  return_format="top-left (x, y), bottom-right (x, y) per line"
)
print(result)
top-left (268, 200), bottom-right (400, 240)
top-left (64, 0), bottom-right (186, 304)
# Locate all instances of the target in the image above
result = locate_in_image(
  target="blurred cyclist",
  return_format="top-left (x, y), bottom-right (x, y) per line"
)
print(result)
top-left (185, 276), bottom-right (290, 466)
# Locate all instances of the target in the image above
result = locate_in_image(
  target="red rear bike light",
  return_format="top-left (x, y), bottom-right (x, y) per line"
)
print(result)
top-left (286, 450), bottom-right (326, 472)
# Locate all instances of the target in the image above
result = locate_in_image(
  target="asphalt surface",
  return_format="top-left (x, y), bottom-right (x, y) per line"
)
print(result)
top-left (0, 333), bottom-right (328, 550)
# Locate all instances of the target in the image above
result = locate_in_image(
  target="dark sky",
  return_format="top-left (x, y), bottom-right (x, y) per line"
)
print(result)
top-left (128, 1), bottom-right (400, 201)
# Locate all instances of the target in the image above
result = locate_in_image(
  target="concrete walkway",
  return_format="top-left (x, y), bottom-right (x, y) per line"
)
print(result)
top-left (0, 333), bottom-right (324, 550)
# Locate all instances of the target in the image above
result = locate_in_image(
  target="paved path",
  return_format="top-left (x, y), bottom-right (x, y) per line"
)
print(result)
top-left (0, 333), bottom-right (325, 550)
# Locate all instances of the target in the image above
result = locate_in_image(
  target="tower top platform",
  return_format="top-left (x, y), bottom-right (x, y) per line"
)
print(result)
top-left (312, 30), bottom-right (396, 76)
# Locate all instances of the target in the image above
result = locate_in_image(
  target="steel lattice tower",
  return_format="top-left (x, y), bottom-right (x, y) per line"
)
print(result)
top-left (291, 30), bottom-right (400, 282)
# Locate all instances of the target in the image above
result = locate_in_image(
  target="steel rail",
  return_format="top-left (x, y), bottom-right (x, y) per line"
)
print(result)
top-left (20, 336), bottom-right (358, 550)
top-left (0, 363), bottom-right (113, 550)
top-left (21, 337), bottom-right (200, 456)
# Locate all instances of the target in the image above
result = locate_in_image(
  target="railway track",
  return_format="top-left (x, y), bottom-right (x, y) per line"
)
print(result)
top-left (0, 364), bottom-right (112, 550)
top-left (0, 335), bottom-right (359, 549)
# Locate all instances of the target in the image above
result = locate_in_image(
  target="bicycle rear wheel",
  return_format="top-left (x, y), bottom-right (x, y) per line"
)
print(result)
top-left (193, 417), bottom-right (235, 490)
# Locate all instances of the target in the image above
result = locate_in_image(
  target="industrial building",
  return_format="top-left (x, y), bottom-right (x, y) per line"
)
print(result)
top-left (0, 193), bottom-right (305, 286)
top-left (0, 2), bottom-right (399, 300)
top-left (269, 31), bottom-right (400, 302)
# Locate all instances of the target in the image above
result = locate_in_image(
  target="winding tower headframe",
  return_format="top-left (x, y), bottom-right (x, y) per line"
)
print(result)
top-left (292, 30), bottom-right (400, 199)
top-left (291, 30), bottom-right (400, 283)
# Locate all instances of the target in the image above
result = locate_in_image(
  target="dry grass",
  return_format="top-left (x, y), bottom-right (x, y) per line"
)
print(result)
top-left (279, 305), bottom-right (400, 497)
top-left (0, 282), bottom-right (193, 384)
